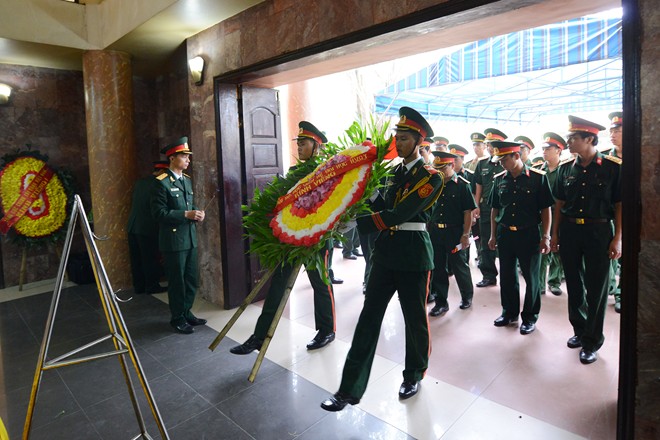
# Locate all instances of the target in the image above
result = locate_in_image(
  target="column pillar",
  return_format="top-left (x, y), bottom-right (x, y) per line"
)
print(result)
top-left (82, 50), bottom-right (136, 288)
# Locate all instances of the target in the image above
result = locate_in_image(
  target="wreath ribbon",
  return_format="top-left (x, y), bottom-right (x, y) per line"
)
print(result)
top-left (0, 164), bottom-right (54, 234)
top-left (274, 150), bottom-right (375, 213)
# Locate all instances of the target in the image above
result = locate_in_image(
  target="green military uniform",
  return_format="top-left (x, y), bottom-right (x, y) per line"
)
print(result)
top-left (428, 153), bottom-right (476, 310)
top-left (489, 143), bottom-right (555, 325)
top-left (151, 141), bottom-right (200, 328)
top-left (554, 121), bottom-right (621, 355)
top-left (604, 147), bottom-right (622, 302)
top-left (475, 129), bottom-right (506, 285)
top-left (127, 166), bottom-right (165, 294)
top-left (337, 107), bottom-right (443, 400)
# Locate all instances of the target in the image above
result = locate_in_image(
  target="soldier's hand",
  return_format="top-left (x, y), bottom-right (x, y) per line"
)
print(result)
top-left (550, 237), bottom-right (559, 253)
top-left (197, 210), bottom-right (205, 222)
top-left (540, 239), bottom-right (550, 254)
top-left (609, 237), bottom-right (622, 259)
top-left (473, 207), bottom-right (481, 220)
top-left (488, 237), bottom-right (496, 250)
top-left (185, 210), bottom-right (205, 222)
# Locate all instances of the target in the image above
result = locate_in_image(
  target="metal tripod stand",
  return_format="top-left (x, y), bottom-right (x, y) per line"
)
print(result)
top-left (23, 195), bottom-right (169, 440)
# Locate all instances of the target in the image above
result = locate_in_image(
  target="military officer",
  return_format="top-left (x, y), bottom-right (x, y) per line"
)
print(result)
top-left (538, 132), bottom-right (567, 296)
top-left (419, 137), bottom-right (433, 165)
top-left (550, 116), bottom-right (622, 364)
top-left (488, 142), bottom-right (554, 334)
top-left (464, 133), bottom-right (488, 264)
top-left (231, 121), bottom-right (337, 354)
top-left (432, 136), bottom-right (449, 151)
top-left (448, 144), bottom-right (474, 185)
top-left (473, 128), bottom-right (507, 287)
top-left (321, 107), bottom-right (443, 411)
top-left (607, 111), bottom-right (623, 312)
top-left (428, 151), bottom-right (476, 317)
top-left (128, 160), bottom-right (169, 294)
top-left (514, 135), bottom-right (535, 166)
top-left (151, 138), bottom-right (206, 334)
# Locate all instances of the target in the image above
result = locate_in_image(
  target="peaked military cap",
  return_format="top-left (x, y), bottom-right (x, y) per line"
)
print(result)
top-left (431, 151), bottom-right (457, 168)
top-left (152, 160), bottom-right (170, 170)
top-left (608, 111), bottom-right (623, 128)
top-left (395, 106), bottom-right (434, 138)
top-left (294, 121), bottom-right (327, 144)
top-left (542, 132), bottom-right (567, 150)
top-left (432, 136), bottom-right (449, 146)
top-left (568, 115), bottom-right (605, 136)
top-left (420, 137), bottom-right (432, 147)
top-left (490, 141), bottom-right (520, 162)
top-left (531, 156), bottom-right (544, 166)
top-left (161, 137), bottom-right (192, 157)
top-left (484, 128), bottom-right (508, 143)
top-left (470, 132), bottom-right (485, 143)
top-left (514, 135), bottom-right (534, 150)
top-left (447, 144), bottom-right (469, 156)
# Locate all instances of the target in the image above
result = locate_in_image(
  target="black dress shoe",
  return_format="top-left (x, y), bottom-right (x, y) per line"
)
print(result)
top-left (459, 299), bottom-right (472, 310)
top-left (353, 249), bottom-right (363, 257)
top-left (549, 286), bottom-right (562, 296)
top-left (493, 315), bottom-right (518, 327)
top-left (306, 331), bottom-right (335, 350)
top-left (171, 322), bottom-right (194, 334)
top-left (320, 392), bottom-right (360, 411)
top-left (567, 335), bottom-right (582, 348)
top-left (343, 254), bottom-right (357, 260)
top-left (145, 285), bottom-right (167, 294)
top-left (476, 279), bottom-right (497, 288)
top-left (331, 276), bottom-right (344, 284)
top-left (579, 349), bottom-right (598, 364)
top-left (429, 304), bottom-right (449, 317)
top-left (186, 315), bottom-right (207, 326)
top-left (520, 322), bottom-right (536, 335)
top-left (230, 335), bottom-right (263, 355)
top-left (398, 381), bottom-right (419, 400)
top-left (427, 292), bottom-right (437, 303)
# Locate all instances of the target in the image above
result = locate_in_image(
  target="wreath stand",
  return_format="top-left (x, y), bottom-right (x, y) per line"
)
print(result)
top-left (209, 262), bottom-right (302, 382)
top-left (23, 195), bottom-right (169, 440)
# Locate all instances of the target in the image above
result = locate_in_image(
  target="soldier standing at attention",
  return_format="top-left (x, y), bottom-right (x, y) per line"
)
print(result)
top-left (151, 138), bottom-right (206, 334)
top-left (488, 142), bottom-right (554, 334)
top-left (320, 107), bottom-right (443, 411)
top-left (537, 132), bottom-right (567, 296)
top-left (127, 160), bottom-right (169, 294)
top-left (550, 116), bottom-right (622, 364)
top-left (606, 111), bottom-right (623, 312)
top-left (473, 128), bottom-right (507, 287)
top-left (428, 151), bottom-right (476, 317)
top-left (230, 121), bottom-right (337, 354)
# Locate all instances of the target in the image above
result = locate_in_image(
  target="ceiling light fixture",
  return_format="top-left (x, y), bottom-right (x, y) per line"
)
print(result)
top-left (188, 56), bottom-right (205, 86)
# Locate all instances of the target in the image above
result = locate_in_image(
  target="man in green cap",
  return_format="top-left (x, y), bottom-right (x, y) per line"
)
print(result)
top-left (473, 128), bottom-right (507, 287)
top-left (321, 106), bottom-right (443, 411)
top-left (231, 121), bottom-right (337, 354)
top-left (465, 133), bottom-right (488, 264)
top-left (537, 132), bottom-right (568, 296)
top-left (128, 161), bottom-right (169, 294)
top-left (551, 115), bottom-right (622, 364)
top-left (488, 141), bottom-right (554, 335)
top-left (151, 137), bottom-right (206, 334)
top-left (428, 151), bottom-right (476, 317)
top-left (606, 111), bottom-right (623, 312)
top-left (433, 136), bottom-right (449, 152)
top-left (514, 135), bottom-right (535, 166)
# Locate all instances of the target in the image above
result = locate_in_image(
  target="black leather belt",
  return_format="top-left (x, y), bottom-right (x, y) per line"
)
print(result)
top-left (499, 223), bottom-right (536, 231)
top-left (563, 217), bottom-right (610, 224)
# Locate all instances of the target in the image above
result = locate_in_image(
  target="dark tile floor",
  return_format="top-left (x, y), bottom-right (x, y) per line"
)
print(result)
top-left (0, 285), bottom-right (411, 440)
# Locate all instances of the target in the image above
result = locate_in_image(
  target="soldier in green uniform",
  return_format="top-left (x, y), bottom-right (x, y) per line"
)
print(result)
top-left (550, 116), bottom-right (622, 364)
top-left (321, 107), bottom-right (443, 411)
top-left (128, 160), bottom-right (168, 294)
top-left (428, 151), bottom-right (476, 317)
top-left (432, 136), bottom-right (449, 152)
top-left (151, 138), bottom-right (206, 334)
top-left (488, 142), bottom-right (554, 334)
top-left (449, 144), bottom-right (474, 185)
top-left (464, 132), bottom-right (488, 173)
top-left (538, 132), bottom-right (567, 296)
top-left (464, 133), bottom-right (488, 264)
top-left (606, 111), bottom-right (623, 312)
top-left (231, 121), bottom-right (337, 354)
top-left (514, 135), bottom-right (535, 166)
top-left (473, 128), bottom-right (507, 287)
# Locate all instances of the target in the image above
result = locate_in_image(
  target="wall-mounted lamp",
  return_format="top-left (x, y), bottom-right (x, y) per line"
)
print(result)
top-left (0, 83), bottom-right (11, 104)
top-left (188, 56), bottom-right (205, 86)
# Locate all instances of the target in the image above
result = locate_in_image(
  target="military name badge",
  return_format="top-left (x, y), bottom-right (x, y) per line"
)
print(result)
top-left (418, 183), bottom-right (434, 198)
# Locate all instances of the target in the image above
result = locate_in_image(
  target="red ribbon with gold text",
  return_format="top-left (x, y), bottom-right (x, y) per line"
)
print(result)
top-left (0, 164), bottom-right (55, 234)
top-left (274, 149), bottom-right (376, 213)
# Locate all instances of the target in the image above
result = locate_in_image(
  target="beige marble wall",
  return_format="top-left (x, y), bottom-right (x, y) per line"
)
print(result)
top-left (82, 50), bottom-right (136, 288)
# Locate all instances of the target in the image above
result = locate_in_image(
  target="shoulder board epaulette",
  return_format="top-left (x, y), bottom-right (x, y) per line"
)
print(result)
top-left (604, 154), bottom-right (622, 165)
top-left (457, 175), bottom-right (470, 184)
top-left (156, 173), bottom-right (168, 181)
top-left (559, 157), bottom-right (576, 166)
top-left (529, 167), bottom-right (546, 175)
top-left (183, 172), bottom-right (191, 178)
top-left (494, 170), bottom-right (507, 178)
top-left (423, 164), bottom-right (439, 175)
top-left (478, 156), bottom-right (489, 161)
top-left (463, 168), bottom-right (474, 174)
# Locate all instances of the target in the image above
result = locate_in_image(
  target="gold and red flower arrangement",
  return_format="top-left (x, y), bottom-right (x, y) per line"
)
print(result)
top-left (0, 148), bottom-right (75, 246)
top-left (243, 118), bottom-right (393, 272)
